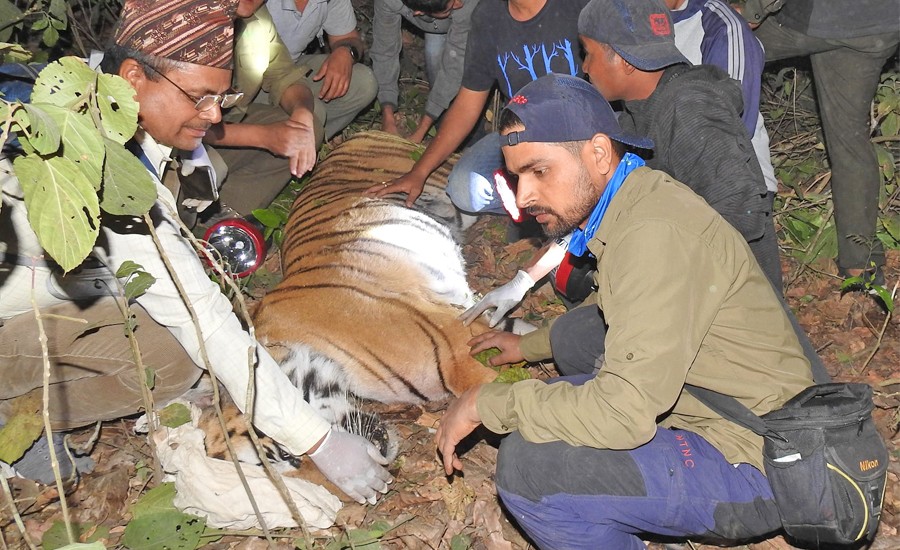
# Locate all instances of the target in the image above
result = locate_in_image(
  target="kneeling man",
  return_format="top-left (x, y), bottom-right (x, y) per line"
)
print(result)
top-left (436, 74), bottom-right (813, 549)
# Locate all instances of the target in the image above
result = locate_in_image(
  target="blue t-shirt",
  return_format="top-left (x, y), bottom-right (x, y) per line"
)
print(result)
top-left (461, 0), bottom-right (589, 100)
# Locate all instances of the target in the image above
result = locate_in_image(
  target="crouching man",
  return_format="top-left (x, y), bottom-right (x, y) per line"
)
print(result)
top-left (435, 74), bottom-right (813, 548)
top-left (0, 0), bottom-right (390, 505)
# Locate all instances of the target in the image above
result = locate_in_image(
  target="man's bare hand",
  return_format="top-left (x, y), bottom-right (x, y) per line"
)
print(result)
top-left (363, 170), bottom-right (427, 207)
top-left (265, 119), bottom-right (317, 176)
top-left (408, 114), bottom-right (436, 144)
top-left (468, 331), bottom-right (525, 366)
top-left (381, 106), bottom-right (401, 136)
top-left (435, 386), bottom-right (483, 475)
top-left (313, 50), bottom-right (353, 102)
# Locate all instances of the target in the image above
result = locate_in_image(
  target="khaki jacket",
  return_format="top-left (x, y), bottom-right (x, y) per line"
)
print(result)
top-left (477, 167), bottom-right (813, 470)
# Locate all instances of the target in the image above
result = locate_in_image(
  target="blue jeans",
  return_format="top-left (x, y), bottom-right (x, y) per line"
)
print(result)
top-left (496, 427), bottom-right (782, 549)
top-left (446, 132), bottom-right (506, 214)
top-left (423, 32), bottom-right (445, 86)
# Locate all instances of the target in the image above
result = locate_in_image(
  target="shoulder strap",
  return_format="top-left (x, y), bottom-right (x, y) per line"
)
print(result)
top-left (684, 384), bottom-right (785, 441)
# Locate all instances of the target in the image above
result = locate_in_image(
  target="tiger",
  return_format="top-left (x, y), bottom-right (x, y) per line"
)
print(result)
top-left (248, 130), bottom-right (528, 461)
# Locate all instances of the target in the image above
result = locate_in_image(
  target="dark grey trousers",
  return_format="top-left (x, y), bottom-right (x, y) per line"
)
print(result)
top-left (754, 20), bottom-right (899, 271)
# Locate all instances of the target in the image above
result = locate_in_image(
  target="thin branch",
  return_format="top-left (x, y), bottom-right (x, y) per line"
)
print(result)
top-left (0, 474), bottom-right (38, 550)
top-left (142, 212), bottom-right (275, 545)
top-left (30, 286), bottom-right (74, 544)
top-left (859, 280), bottom-right (899, 375)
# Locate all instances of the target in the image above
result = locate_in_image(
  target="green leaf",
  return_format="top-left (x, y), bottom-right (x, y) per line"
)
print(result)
top-left (840, 276), bottom-right (865, 292)
top-left (97, 72), bottom-right (140, 145)
top-left (450, 534), bottom-right (472, 550)
top-left (31, 17), bottom-right (49, 31)
top-left (130, 482), bottom-right (178, 519)
top-left (0, 2), bottom-right (24, 42)
top-left (31, 57), bottom-right (95, 110)
top-left (14, 155), bottom-right (100, 271)
top-left (0, 410), bottom-right (44, 463)
top-left (55, 543), bottom-right (107, 550)
top-left (144, 367), bottom-right (156, 389)
top-left (494, 366), bottom-right (532, 384)
top-left (879, 214), bottom-right (900, 245)
top-left (116, 260), bottom-right (144, 279)
top-left (101, 138), bottom-right (157, 215)
top-left (18, 102), bottom-right (62, 154)
top-left (41, 103), bottom-right (104, 187)
top-left (251, 207), bottom-right (283, 229)
top-left (42, 521), bottom-right (109, 550)
top-left (473, 347), bottom-right (501, 368)
top-left (48, 0), bottom-right (67, 21)
top-left (123, 271), bottom-right (156, 301)
top-left (158, 403), bottom-right (191, 428)
top-left (871, 285), bottom-right (894, 312)
top-left (0, 42), bottom-right (32, 63)
top-left (42, 25), bottom-right (59, 47)
top-left (122, 510), bottom-right (206, 550)
top-left (881, 111), bottom-right (899, 139)
top-left (875, 143), bottom-right (896, 181)
top-left (409, 145), bottom-right (425, 162)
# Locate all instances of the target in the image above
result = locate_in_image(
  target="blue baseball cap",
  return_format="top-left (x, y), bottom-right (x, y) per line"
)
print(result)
top-left (500, 74), bottom-right (654, 151)
top-left (579, 0), bottom-right (688, 71)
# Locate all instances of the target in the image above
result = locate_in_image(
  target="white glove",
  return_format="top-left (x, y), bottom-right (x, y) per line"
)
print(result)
top-left (460, 270), bottom-right (535, 327)
top-left (308, 429), bottom-right (392, 504)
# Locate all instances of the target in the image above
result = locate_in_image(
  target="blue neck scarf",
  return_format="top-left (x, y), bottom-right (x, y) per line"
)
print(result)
top-left (568, 152), bottom-right (645, 257)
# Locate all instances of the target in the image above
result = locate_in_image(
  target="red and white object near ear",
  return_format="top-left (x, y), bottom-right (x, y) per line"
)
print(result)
top-left (493, 168), bottom-right (523, 222)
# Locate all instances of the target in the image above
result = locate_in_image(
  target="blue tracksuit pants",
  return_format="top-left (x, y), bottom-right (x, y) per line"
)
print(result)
top-left (495, 423), bottom-right (783, 549)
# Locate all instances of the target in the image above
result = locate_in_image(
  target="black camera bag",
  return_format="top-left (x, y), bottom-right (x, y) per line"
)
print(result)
top-left (686, 383), bottom-right (888, 546)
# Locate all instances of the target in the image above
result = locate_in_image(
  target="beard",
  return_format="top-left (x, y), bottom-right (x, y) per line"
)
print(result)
top-left (527, 164), bottom-right (601, 239)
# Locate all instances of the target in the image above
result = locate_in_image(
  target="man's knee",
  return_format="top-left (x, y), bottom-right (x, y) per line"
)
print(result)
top-left (550, 307), bottom-right (606, 376)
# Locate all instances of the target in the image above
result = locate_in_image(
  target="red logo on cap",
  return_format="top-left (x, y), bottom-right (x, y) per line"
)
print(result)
top-left (510, 95), bottom-right (528, 105)
top-left (649, 14), bottom-right (671, 36)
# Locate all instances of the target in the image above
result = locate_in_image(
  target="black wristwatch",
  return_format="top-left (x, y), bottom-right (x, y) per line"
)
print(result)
top-left (336, 43), bottom-right (360, 62)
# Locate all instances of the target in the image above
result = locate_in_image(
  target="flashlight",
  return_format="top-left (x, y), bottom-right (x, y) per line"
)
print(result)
top-left (202, 217), bottom-right (267, 278)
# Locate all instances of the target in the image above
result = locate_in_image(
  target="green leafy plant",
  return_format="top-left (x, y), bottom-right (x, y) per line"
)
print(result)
top-left (1, 57), bottom-right (155, 271)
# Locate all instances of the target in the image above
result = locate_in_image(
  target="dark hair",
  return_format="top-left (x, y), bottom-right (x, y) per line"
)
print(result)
top-left (498, 107), bottom-right (523, 134)
top-left (401, 0), bottom-right (451, 14)
top-left (100, 44), bottom-right (184, 80)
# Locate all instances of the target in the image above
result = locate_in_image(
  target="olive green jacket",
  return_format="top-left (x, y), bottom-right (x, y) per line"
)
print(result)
top-left (477, 167), bottom-right (813, 471)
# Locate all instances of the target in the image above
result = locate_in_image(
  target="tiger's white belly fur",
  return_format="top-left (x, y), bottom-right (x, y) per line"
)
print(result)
top-left (252, 131), bottom-right (528, 463)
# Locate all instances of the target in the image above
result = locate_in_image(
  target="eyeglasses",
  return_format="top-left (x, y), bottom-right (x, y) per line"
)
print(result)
top-left (144, 64), bottom-right (243, 112)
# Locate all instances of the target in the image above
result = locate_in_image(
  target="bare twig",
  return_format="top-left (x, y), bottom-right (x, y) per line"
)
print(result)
top-left (174, 210), bottom-right (315, 546)
top-left (143, 212), bottom-right (276, 546)
top-left (30, 286), bottom-right (74, 544)
top-left (859, 280), bottom-right (899, 375)
top-left (0, 474), bottom-right (38, 550)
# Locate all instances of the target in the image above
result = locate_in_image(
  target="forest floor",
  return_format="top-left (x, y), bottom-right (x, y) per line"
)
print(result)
top-left (3, 1), bottom-right (900, 548)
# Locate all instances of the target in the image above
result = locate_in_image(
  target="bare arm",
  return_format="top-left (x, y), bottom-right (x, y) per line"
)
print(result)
top-left (364, 87), bottom-right (490, 206)
top-left (205, 82), bottom-right (317, 177)
top-left (315, 30), bottom-right (366, 101)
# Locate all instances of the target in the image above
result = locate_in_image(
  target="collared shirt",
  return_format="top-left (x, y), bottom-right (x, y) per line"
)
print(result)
top-left (0, 133), bottom-right (330, 455)
top-left (481, 167), bottom-right (813, 471)
top-left (268, 0), bottom-right (358, 62)
top-left (228, 6), bottom-right (312, 123)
